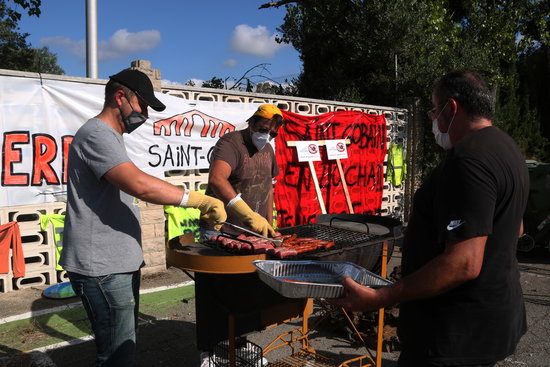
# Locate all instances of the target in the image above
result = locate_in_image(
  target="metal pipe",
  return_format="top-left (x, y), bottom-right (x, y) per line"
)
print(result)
top-left (86, 0), bottom-right (98, 78)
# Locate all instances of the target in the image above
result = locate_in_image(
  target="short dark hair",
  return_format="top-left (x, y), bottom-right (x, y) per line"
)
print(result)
top-left (104, 79), bottom-right (134, 108)
top-left (433, 70), bottom-right (494, 119)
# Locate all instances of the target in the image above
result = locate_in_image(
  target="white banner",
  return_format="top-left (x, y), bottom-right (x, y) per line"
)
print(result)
top-left (0, 75), bottom-right (258, 207)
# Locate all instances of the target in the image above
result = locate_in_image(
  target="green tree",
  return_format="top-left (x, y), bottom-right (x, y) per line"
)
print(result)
top-left (518, 45), bottom-right (550, 155)
top-left (494, 66), bottom-right (548, 161)
top-left (201, 76), bottom-right (225, 89)
top-left (1, 0), bottom-right (42, 24)
top-left (263, 0), bottom-right (550, 169)
top-left (200, 63), bottom-right (299, 95)
top-left (0, 0), bottom-right (64, 74)
top-left (255, 81), bottom-right (279, 94)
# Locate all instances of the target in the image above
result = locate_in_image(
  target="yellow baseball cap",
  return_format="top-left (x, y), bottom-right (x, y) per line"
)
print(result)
top-left (253, 104), bottom-right (283, 119)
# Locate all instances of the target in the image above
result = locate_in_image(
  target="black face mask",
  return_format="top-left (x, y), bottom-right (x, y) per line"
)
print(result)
top-left (120, 95), bottom-right (148, 133)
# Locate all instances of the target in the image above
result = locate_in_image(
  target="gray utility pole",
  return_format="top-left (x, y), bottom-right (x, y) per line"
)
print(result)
top-left (86, 0), bottom-right (98, 78)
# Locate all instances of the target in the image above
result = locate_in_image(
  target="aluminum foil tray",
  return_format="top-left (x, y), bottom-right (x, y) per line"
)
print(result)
top-left (252, 260), bottom-right (392, 299)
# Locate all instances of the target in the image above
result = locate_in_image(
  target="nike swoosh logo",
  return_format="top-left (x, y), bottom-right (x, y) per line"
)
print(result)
top-left (447, 220), bottom-right (465, 231)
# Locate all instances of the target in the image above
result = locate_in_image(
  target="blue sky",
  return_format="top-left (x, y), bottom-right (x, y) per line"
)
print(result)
top-left (18, 1), bottom-right (302, 87)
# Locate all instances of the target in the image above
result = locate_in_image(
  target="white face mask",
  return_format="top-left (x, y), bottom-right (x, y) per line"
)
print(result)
top-left (431, 101), bottom-right (455, 150)
top-left (251, 131), bottom-right (272, 151)
top-left (432, 119), bottom-right (452, 150)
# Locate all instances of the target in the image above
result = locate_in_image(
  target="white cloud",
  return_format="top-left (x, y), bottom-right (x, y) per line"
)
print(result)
top-left (161, 79), bottom-right (188, 87)
top-left (163, 78), bottom-right (205, 87)
top-left (100, 29), bottom-right (160, 60)
top-left (230, 24), bottom-right (287, 58)
top-left (223, 59), bottom-right (238, 67)
top-left (188, 78), bottom-right (204, 86)
top-left (39, 36), bottom-right (86, 59)
top-left (40, 29), bottom-right (161, 61)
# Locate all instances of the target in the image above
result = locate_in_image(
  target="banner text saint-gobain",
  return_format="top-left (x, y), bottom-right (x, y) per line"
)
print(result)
top-left (147, 144), bottom-right (215, 168)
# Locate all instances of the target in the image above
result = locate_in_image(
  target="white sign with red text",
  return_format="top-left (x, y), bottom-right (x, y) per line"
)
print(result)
top-left (295, 141), bottom-right (321, 162)
top-left (325, 139), bottom-right (349, 160)
top-left (0, 75), bottom-right (259, 207)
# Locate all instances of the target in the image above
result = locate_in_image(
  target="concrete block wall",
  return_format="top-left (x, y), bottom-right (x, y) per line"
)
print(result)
top-left (0, 203), bottom-right (65, 293)
top-left (138, 201), bottom-right (168, 276)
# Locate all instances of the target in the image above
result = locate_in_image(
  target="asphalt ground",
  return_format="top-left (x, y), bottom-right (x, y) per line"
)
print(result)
top-left (0, 245), bottom-right (549, 367)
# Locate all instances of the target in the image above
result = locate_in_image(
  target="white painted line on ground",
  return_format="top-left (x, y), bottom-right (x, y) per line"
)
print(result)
top-left (140, 280), bottom-right (194, 295)
top-left (27, 313), bottom-right (180, 353)
top-left (0, 281), bottom-right (194, 325)
top-left (28, 335), bottom-right (95, 353)
top-left (0, 302), bottom-right (82, 325)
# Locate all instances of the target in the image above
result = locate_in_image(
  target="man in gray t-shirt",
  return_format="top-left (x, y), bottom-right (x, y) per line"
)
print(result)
top-left (61, 117), bottom-right (144, 276)
top-left (60, 69), bottom-right (226, 367)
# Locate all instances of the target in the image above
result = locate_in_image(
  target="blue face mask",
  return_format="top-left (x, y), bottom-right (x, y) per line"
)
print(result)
top-left (251, 131), bottom-right (272, 151)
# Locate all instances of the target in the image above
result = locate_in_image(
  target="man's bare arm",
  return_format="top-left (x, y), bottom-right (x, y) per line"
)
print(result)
top-left (103, 162), bottom-right (184, 205)
top-left (328, 235), bottom-right (488, 311)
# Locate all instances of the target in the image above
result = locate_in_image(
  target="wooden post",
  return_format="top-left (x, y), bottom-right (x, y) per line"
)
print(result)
top-left (307, 160), bottom-right (327, 214)
top-left (335, 158), bottom-right (354, 213)
top-left (286, 139), bottom-right (353, 215)
top-left (286, 141), bottom-right (327, 214)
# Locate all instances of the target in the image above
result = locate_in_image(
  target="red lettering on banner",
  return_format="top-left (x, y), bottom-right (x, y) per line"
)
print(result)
top-left (2, 131), bottom-right (30, 186)
top-left (2, 132), bottom-right (74, 187)
top-left (153, 110), bottom-right (236, 138)
top-left (32, 134), bottom-right (59, 185)
top-left (274, 110), bottom-right (387, 227)
top-left (62, 136), bottom-right (73, 184)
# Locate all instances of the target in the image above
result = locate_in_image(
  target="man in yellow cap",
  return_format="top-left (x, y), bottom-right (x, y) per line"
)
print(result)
top-left (196, 104), bottom-right (289, 355)
top-left (199, 103), bottom-right (284, 239)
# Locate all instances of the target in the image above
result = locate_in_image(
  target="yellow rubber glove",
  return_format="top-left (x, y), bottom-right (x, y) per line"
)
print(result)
top-left (185, 191), bottom-right (226, 231)
top-left (229, 199), bottom-right (276, 237)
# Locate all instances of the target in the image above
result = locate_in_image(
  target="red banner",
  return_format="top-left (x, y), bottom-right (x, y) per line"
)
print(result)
top-left (275, 110), bottom-right (387, 227)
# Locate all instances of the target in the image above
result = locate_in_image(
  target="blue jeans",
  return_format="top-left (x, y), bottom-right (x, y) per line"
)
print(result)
top-left (68, 271), bottom-right (140, 367)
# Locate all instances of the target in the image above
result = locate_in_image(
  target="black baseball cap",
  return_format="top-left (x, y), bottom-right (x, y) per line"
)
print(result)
top-left (109, 69), bottom-right (166, 111)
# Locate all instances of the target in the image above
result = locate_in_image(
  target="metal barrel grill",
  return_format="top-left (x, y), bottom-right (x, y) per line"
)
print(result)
top-left (165, 213), bottom-right (402, 362)
top-left (203, 214), bottom-right (402, 273)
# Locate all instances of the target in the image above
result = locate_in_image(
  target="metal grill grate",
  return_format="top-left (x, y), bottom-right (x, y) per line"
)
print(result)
top-left (210, 340), bottom-right (263, 367)
top-left (279, 224), bottom-right (379, 248)
top-left (268, 350), bottom-right (339, 367)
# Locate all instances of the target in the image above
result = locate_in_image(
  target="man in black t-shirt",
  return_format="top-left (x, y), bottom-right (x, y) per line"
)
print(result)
top-left (329, 70), bottom-right (529, 367)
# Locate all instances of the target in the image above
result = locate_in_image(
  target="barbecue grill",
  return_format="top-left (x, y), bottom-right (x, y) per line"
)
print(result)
top-left (165, 213), bottom-right (402, 361)
top-left (167, 234), bottom-right (311, 353)
top-left (167, 214), bottom-right (401, 272)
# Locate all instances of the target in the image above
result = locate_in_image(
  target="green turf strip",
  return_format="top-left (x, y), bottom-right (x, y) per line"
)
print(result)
top-left (0, 285), bottom-right (195, 355)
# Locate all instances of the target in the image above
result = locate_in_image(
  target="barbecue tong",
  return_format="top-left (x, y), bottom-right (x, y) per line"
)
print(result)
top-left (220, 221), bottom-right (283, 247)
